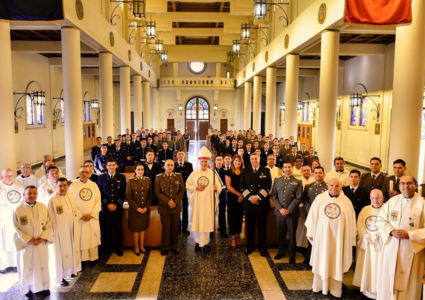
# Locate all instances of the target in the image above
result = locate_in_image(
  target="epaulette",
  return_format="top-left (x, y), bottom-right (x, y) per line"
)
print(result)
top-left (156, 173), bottom-right (163, 177)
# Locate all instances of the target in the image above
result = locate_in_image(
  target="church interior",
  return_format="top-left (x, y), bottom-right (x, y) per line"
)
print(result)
top-left (1, 0), bottom-right (425, 299)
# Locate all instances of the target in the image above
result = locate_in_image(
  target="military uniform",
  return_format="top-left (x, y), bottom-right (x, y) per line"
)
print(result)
top-left (217, 140), bottom-right (227, 156)
top-left (123, 142), bottom-right (136, 166)
top-left (359, 172), bottom-right (385, 192)
top-left (271, 175), bottom-right (303, 257)
top-left (112, 148), bottom-right (125, 172)
top-left (135, 146), bottom-right (149, 163)
top-left (303, 155), bottom-right (319, 166)
top-left (158, 148), bottom-right (174, 166)
top-left (94, 153), bottom-right (112, 174)
top-left (91, 145), bottom-right (102, 160)
top-left (97, 172), bottom-right (127, 253)
top-left (142, 161), bottom-right (163, 206)
top-left (297, 150), bottom-right (309, 157)
top-left (174, 161), bottom-right (193, 232)
top-left (240, 166), bottom-right (272, 252)
top-left (146, 142), bottom-right (157, 155)
top-left (126, 177), bottom-right (153, 232)
top-left (285, 153), bottom-right (298, 164)
top-left (279, 146), bottom-right (291, 157)
top-left (274, 154), bottom-right (285, 168)
top-left (106, 143), bottom-right (116, 154)
top-left (154, 172), bottom-right (185, 252)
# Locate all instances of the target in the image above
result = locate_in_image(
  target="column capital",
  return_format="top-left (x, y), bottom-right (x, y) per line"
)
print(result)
top-left (61, 26), bottom-right (80, 31)
top-left (286, 53), bottom-right (299, 57)
top-left (321, 29), bottom-right (340, 34)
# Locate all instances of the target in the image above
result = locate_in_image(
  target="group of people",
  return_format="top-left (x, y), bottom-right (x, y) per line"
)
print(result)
top-left (1, 126), bottom-right (425, 300)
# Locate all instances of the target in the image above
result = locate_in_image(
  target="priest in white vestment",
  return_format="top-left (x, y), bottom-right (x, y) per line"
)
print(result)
top-left (34, 155), bottom-right (64, 180)
top-left (377, 175), bottom-right (425, 300)
top-left (38, 166), bottom-right (60, 206)
top-left (69, 166), bottom-right (101, 262)
top-left (0, 168), bottom-right (24, 272)
top-left (305, 178), bottom-right (357, 298)
top-left (48, 178), bottom-right (82, 286)
top-left (13, 186), bottom-right (53, 297)
top-left (186, 146), bottom-right (222, 250)
top-left (15, 163), bottom-right (38, 188)
top-left (353, 189), bottom-right (384, 299)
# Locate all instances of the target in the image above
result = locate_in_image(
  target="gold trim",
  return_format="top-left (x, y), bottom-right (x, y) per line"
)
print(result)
top-left (61, 26), bottom-right (80, 30)
top-left (110, 32), bottom-right (115, 47)
top-left (321, 29), bottom-right (340, 34)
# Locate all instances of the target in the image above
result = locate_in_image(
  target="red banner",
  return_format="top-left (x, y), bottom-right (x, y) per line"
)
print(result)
top-left (344, 0), bottom-right (412, 26)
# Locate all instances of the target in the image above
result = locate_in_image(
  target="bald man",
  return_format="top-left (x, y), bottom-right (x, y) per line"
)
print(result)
top-left (15, 163), bottom-right (38, 188)
top-left (0, 168), bottom-right (24, 272)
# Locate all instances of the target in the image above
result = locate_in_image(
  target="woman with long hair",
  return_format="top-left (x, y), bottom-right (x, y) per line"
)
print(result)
top-left (126, 163), bottom-right (153, 255)
top-left (225, 154), bottom-right (244, 249)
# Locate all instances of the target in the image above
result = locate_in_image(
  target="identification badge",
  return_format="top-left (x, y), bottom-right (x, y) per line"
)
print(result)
top-left (19, 215), bottom-right (28, 226)
top-left (259, 173), bottom-right (266, 178)
top-left (56, 205), bottom-right (64, 215)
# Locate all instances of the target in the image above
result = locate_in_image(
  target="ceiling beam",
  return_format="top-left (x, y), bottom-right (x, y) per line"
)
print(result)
top-left (301, 43), bottom-right (386, 56)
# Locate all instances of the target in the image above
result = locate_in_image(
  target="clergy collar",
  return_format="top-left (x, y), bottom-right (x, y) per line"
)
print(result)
top-left (335, 169), bottom-right (345, 173)
top-left (79, 179), bottom-right (89, 184)
top-left (21, 175), bottom-right (31, 178)
top-left (25, 201), bottom-right (36, 207)
top-left (402, 195), bottom-right (414, 201)
top-left (329, 192), bottom-right (340, 198)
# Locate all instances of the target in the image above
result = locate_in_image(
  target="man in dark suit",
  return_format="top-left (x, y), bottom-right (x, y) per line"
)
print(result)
top-left (342, 169), bottom-right (370, 218)
top-left (230, 139), bottom-right (238, 157)
top-left (240, 152), bottom-right (272, 257)
top-left (303, 147), bottom-right (319, 167)
top-left (285, 146), bottom-right (299, 165)
top-left (381, 159), bottom-right (409, 201)
top-left (91, 137), bottom-right (103, 160)
top-left (174, 150), bottom-right (193, 234)
top-left (297, 143), bottom-right (309, 157)
top-left (94, 145), bottom-right (111, 174)
top-left (135, 140), bottom-right (149, 164)
top-left (143, 149), bottom-right (163, 206)
top-left (112, 140), bottom-right (126, 172)
top-left (271, 162), bottom-right (303, 263)
top-left (97, 158), bottom-right (127, 256)
top-left (214, 155), bottom-right (228, 237)
top-left (158, 141), bottom-right (174, 166)
top-left (359, 157), bottom-right (386, 192)
top-left (146, 137), bottom-right (157, 155)
top-left (84, 160), bottom-right (99, 183)
top-left (256, 148), bottom-right (267, 167)
top-left (123, 134), bottom-right (136, 166)
top-left (272, 145), bottom-right (284, 168)
top-left (106, 136), bottom-right (116, 154)
top-left (216, 135), bottom-right (227, 156)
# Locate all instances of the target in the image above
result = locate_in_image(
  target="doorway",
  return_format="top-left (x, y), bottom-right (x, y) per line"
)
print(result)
top-left (220, 119), bottom-right (228, 133)
top-left (83, 123), bottom-right (96, 150)
top-left (297, 124), bottom-right (312, 149)
top-left (185, 96), bottom-right (210, 140)
top-left (167, 119), bottom-right (175, 131)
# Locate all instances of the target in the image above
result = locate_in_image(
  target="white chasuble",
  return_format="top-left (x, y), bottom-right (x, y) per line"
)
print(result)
top-left (13, 202), bottom-right (53, 294)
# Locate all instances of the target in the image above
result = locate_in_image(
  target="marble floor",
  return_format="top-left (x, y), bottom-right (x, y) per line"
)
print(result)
top-left (2, 140), bottom-right (371, 299)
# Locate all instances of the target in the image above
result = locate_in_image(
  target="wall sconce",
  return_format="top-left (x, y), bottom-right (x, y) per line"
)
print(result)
top-left (178, 104), bottom-right (183, 116)
top-left (145, 21), bottom-right (156, 39)
top-left (227, 51), bottom-right (234, 63)
top-left (279, 102), bottom-right (285, 126)
top-left (350, 83), bottom-right (381, 122)
top-left (297, 101), bottom-right (304, 111)
top-left (13, 91), bottom-right (45, 121)
top-left (280, 102), bottom-right (285, 110)
top-left (91, 99), bottom-right (99, 109)
top-left (154, 39), bottom-right (163, 52)
top-left (232, 40), bottom-right (241, 53)
top-left (213, 104), bottom-right (218, 116)
top-left (349, 93), bottom-right (362, 107)
top-left (253, 0), bottom-right (289, 27)
top-left (110, 0), bottom-right (146, 26)
top-left (161, 51), bottom-right (168, 63)
top-left (240, 22), bottom-right (269, 46)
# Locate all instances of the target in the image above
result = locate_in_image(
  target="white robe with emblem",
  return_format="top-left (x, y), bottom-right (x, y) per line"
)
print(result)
top-left (186, 168), bottom-right (222, 247)
top-left (34, 166), bottom-right (64, 180)
top-left (15, 175), bottom-right (38, 189)
top-left (305, 191), bottom-right (357, 297)
top-left (352, 205), bottom-right (383, 299)
top-left (48, 193), bottom-right (82, 282)
top-left (377, 193), bottom-right (425, 300)
top-left (38, 180), bottom-right (57, 206)
top-left (69, 179), bottom-right (101, 261)
top-left (0, 181), bottom-right (24, 269)
top-left (13, 201), bottom-right (53, 294)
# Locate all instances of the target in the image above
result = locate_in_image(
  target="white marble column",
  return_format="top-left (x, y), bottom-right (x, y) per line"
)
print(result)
top-left (235, 88), bottom-right (244, 130)
top-left (388, 0), bottom-right (425, 178)
top-left (142, 81), bottom-right (151, 129)
top-left (316, 30), bottom-right (340, 173)
top-left (252, 76), bottom-right (262, 133)
top-left (0, 22), bottom-right (17, 171)
top-left (61, 27), bottom-right (84, 179)
top-left (133, 75), bottom-right (142, 132)
top-left (151, 87), bottom-right (159, 129)
top-left (99, 52), bottom-right (114, 138)
top-left (265, 67), bottom-right (277, 136)
top-left (120, 66), bottom-right (131, 133)
top-left (284, 54), bottom-right (299, 140)
top-left (244, 81), bottom-right (252, 129)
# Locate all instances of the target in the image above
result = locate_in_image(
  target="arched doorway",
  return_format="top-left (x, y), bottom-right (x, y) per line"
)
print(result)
top-left (185, 96), bottom-right (210, 141)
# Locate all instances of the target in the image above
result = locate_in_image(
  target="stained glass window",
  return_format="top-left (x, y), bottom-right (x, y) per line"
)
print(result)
top-left (26, 95), bottom-right (34, 125)
top-left (83, 102), bottom-right (92, 122)
top-left (185, 97), bottom-right (209, 120)
top-left (350, 106), bottom-right (357, 126)
top-left (61, 99), bottom-right (65, 123)
top-left (26, 94), bottom-right (44, 126)
top-left (359, 97), bottom-right (367, 126)
top-left (302, 103), bottom-right (309, 122)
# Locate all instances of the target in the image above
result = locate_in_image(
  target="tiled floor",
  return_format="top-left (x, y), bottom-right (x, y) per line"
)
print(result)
top-left (1, 140), bottom-right (372, 299)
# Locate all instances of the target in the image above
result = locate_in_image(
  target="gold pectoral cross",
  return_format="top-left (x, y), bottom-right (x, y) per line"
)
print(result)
top-left (400, 270), bottom-right (405, 275)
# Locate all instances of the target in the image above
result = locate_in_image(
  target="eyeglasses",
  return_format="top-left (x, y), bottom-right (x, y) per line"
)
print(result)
top-left (21, 167), bottom-right (31, 170)
top-left (399, 182), bottom-right (415, 186)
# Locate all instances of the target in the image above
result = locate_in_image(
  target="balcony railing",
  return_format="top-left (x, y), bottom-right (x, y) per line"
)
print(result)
top-left (159, 77), bottom-right (235, 89)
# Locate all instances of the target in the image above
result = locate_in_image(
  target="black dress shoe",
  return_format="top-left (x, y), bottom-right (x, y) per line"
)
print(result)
top-left (60, 279), bottom-right (69, 286)
top-left (195, 243), bottom-right (200, 251)
top-left (134, 251), bottom-right (140, 256)
top-left (116, 250), bottom-right (124, 257)
top-left (0, 269), bottom-right (6, 274)
top-left (221, 232), bottom-right (229, 238)
top-left (210, 232), bottom-right (214, 238)
top-left (289, 257), bottom-right (296, 264)
top-left (259, 249), bottom-right (267, 257)
top-left (244, 248), bottom-right (254, 255)
top-left (274, 254), bottom-right (285, 260)
top-left (36, 289), bottom-right (50, 296)
top-left (302, 259), bottom-right (309, 265)
top-left (182, 229), bottom-right (190, 234)
top-left (71, 274), bottom-right (77, 278)
top-left (203, 244), bottom-right (211, 251)
top-left (161, 250), bottom-right (169, 256)
top-left (171, 249), bottom-right (180, 255)
top-left (25, 291), bottom-right (32, 298)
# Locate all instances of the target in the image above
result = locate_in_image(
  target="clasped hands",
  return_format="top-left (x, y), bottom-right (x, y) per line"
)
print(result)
top-left (249, 195), bottom-right (260, 205)
top-left (196, 184), bottom-right (217, 191)
top-left (107, 204), bottom-right (117, 211)
top-left (137, 207), bottom-right (148, 214)
top-left (391, 229), bottom-right (409, 240)
top-left (279, 208), bottom-right (289, 216)
top-left (27, 238), bottom-right (46, 246)
top-left (168, 200), bottom-right (177, 208)
top-left (81, 214), bottom-right (93, 221)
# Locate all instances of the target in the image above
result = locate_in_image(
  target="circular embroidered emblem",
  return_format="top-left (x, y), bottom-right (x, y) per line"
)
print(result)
top-left (365, 215), bottom-right (378, 232)
top-left (197, 176), bottom-right (209, 187)
top-left (76, 0), bottom-right (84, 20)
top-left (110, 32), bottom-right (115, 47)
top-left (324, 203), bottom-right (341, 219)
top-left (7, 190), bottom-right (21, 203)
top-left (318, 3), bottom-right (327, 25)
top-left (284, 34), bottom-right (289, 49)
top-left (265, 51), bottom-right (268, 63)
top-left (79, 188), bottom-right (93, 201)
top-left (128, 50), bottom-right (132, 61)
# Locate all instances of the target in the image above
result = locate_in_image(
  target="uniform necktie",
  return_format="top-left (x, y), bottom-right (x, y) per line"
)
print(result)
top-left (351, 188), bottom-right (355, 194)
top-left (180, 163), bottom-right (183, 167)
top-left (254, 168), bottom-right (257, 173)
top-left (372, 175), bottom-right (376, 181)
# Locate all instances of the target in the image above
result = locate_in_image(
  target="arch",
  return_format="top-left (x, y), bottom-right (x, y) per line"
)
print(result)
top-left (184, 96), bottom-right (210, 141)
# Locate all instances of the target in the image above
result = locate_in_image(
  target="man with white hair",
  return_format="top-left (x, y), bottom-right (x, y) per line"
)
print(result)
top-left (34, 155), bottom-right (64, 180)
top-left (38, 166), bottom-right (60, 206)
top-left (186, 146), bottom-right (222, 251)
top-left (0, 168), bottom-right (24, 272)
top-left (353, 189), bottom-right (384, 299)
top-left (15, 163), bottom-right (38, 188)
top-left (305, 178), bottom-right (357, 297)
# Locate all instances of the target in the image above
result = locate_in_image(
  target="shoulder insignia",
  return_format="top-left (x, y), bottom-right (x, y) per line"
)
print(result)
top-left (156, 174), bottom-right (163, 177)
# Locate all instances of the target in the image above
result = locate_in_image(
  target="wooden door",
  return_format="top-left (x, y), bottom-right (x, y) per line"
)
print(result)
top-left (83, 123), bottom-right (96, 150)
top-left (198, 121), bottom-right (209, 140)
top-left (167, 119), bottom-right (175, 131)
top-left (297, 124), bottom-right (312, 149)
top-left (220, 119), bottom-right (228, 133)
top-left (186, 120), bottom-right (196, 140)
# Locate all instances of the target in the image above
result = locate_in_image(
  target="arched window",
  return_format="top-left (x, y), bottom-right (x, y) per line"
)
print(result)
top-left (186, 97), bottom-right (209, 120)
top-left (26, 94), bottom-right (44, 125)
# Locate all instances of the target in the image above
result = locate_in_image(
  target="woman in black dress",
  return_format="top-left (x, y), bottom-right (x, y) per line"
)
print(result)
top-left (225, 154), bottom-right (244, 249)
